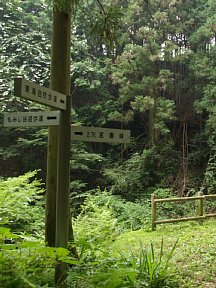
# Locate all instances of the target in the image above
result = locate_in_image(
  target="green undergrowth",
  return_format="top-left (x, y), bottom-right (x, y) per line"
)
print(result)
top-left (70, 216), bottom-right (216, 287)
top-left (71, 191), bottom-right (216, 287)
top-left (109, 220), bottom-right (216, 288)
top-left (0, 173), bottom-right (216, 287)
top-left (0, 229), bottom-right (61, 287)
top-left (1, 219), bottom-right (216, 287)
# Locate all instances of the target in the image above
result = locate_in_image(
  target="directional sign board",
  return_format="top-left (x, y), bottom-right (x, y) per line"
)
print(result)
top-left (14, 78), bottom-right (66, 110)
top-left (4, 111), bottom-right (60, 127)
top-left (71, 126), bottom-right (131, 143)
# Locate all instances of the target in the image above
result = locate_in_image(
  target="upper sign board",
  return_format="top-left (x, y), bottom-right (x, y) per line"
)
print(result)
top-left (4, 111), bottom-right (60, 127)
top-left (71, 126), bottom-right (131, 143)
top-left (14, 78), bottom-right (66, 110)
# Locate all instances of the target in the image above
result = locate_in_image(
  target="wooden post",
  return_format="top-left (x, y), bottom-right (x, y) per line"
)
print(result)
top-left (55, 10), bottom-right (71, 288)
top-left (46, 2), bottom-right (73, 286)
top-left (197, 192), bottom-right (204, 222)
top-left (47, 4), bottom-right (71, 250)
top-left (151, 194), bottom-right (157, 230)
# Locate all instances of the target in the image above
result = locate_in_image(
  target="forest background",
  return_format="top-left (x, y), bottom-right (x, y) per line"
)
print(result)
top-left (0, 0), bottom-right (216, 287)
top-left (1, 0), bottom-right (215, 199)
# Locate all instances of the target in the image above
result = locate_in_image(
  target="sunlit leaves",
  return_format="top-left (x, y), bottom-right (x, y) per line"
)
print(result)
top-left (0, 0), bottom-right (51, 112)
top-left (90, 4), bottom-right (123, 48)
top-left (131, 96), bottom-right (154, 112)
top-left (0, 171), bottom-right (44, 235)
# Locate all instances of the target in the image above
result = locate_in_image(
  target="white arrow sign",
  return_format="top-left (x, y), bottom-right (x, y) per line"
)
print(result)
top-left (71, 126), bottom-right (131, 143)
top-left (3, 111), bottom-right (131, 143)
top-left (4, 111), bottom-right (60, 127)
top-left (14, 78), bottom-right (66, 110)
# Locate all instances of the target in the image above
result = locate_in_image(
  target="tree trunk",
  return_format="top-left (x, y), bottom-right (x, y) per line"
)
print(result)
top-left (148, 107), bottom-right (154, 147)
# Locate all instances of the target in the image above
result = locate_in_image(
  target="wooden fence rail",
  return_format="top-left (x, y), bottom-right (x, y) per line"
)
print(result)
top-left (151, 192), bottom-right (216, 230)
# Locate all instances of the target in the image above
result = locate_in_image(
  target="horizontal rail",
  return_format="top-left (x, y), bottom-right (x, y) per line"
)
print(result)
top-left (204, 195), bottom-right (216, 199)
top-left (155, 215), bottom-right (205, 224)
top-left (205, 213), bottom-right (216, 218)
top-left (155, 196), bottom-right (203, 203)
top-left (151, 192), bottom-right (216, 230)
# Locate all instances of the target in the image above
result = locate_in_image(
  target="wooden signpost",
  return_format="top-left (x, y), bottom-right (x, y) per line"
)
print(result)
top-left (3, 77), bottom-right (131, 282)
top-left (4, 79), bottom-right (131, 143)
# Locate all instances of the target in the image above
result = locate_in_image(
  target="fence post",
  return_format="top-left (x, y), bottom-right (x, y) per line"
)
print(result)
top-left (197, 191), bottom-right (204, 219)
top-left (151, 194), bottom-right (157, 230)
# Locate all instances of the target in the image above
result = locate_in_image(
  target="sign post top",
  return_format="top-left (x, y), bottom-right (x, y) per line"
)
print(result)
top-left (14, 78), bottom-right (67, 110)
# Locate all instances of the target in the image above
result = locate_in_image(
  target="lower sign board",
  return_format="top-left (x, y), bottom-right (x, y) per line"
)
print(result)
top-left (71, 126), bottom-right (131, 143)
top-left (14, 78), bottom-right (66, 110)
top-left (4, 111), bottom-right (60, 127)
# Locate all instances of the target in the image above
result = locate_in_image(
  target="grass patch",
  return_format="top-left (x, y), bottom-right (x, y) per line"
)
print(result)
top-left (73, 193), bottom-right (216, 287)
top-left (110, 219), bottom-right (216, 287)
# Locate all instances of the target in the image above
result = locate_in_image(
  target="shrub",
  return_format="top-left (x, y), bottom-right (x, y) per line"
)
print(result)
top-left (0, 171), bottom-right (45, 236)
top-left (74, 190), bottom-right (151, 237)
top-left (0, 226), bottom-right (73, 288)
top-left (103, 144), bottom-right (180, 200)
top-left (73, 193), bottom-right (118, 260)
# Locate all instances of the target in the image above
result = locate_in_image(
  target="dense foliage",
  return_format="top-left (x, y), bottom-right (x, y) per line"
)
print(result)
top-left (1, 0), bottom-right (215, 198)
top-left (0, 171), bottom-right (44, 236)
top-left (0, 0), bottom-right (216, 286)
top-left (1, 173), bottom-right (216, 287)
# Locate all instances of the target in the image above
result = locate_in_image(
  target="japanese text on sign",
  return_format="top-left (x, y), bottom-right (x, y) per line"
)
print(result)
top-left (4, 111), bottom-right (60, 127)
top-left (14, 78), bottom-right (66, 110)
top-left (71, 126), bottom-right (131, 143)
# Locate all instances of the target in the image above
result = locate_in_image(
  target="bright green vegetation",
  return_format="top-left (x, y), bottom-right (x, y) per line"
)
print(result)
top-left (2, 219), bottom-right (216, 287)
top-left (0, 171), bottom-right (44, 236)
top-left (1, 0), bottom-right (216, 198)
top-left (1, 0), bottom-right (216, 287)
top-left (71, 192), bottom-right (216, 287)
top-left (1, 174), bottom-right (216, 287)
top-left (110, 221), bottom-right (216, 288)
